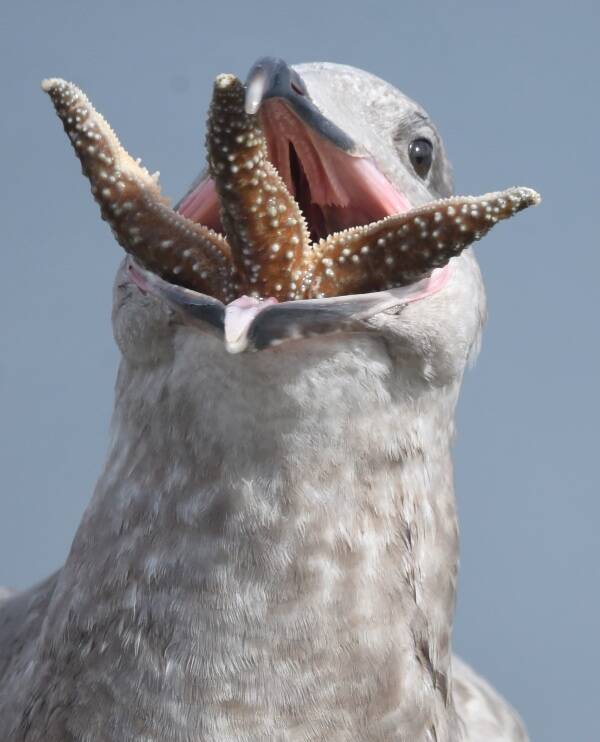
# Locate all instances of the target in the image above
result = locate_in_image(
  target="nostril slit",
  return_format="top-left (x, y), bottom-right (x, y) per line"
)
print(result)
top-left (291, 81), bottom-right (304, 96)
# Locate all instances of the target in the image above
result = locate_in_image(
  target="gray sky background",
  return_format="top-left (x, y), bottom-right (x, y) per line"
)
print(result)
top-left (0, 1), bottom-right (597, 739)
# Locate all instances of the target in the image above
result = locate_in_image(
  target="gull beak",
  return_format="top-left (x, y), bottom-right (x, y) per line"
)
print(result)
top-left (244, 56), bottom-right (357, 153)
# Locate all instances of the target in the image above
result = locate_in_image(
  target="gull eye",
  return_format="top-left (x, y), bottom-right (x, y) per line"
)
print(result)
top-left (291, 80), bottom-right (305, 96)
top-left (290, 73), bottom-right (307, 97)
top-left (408, 138), bottom-right (433, 179)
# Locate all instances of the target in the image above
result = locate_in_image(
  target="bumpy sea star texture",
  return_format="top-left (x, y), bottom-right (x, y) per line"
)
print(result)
top-left (43, 74), bottom-right (540, 302)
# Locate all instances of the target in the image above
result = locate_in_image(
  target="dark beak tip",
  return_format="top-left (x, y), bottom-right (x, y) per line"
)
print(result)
top-left (244, 56), bottom-right (355, 153)
top-left (245, 56), bottom-right (299, 115)
top-left (245, 56), bottom-right (290, 86)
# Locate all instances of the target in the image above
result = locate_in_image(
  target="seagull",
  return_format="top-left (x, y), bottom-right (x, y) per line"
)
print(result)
top-left (0, 57), bottom-right (537, 741)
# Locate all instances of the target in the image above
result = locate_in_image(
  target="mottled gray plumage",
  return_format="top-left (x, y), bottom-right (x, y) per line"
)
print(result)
top-left (0, 62), bottom-right (528, 740)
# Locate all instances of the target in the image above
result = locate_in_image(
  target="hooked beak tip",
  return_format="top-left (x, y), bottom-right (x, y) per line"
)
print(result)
top-left (244, 67), bottom-right (267, 115)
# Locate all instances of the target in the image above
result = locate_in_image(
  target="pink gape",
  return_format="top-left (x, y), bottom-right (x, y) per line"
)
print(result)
top-left (179, 98), bottom-right (412, 239)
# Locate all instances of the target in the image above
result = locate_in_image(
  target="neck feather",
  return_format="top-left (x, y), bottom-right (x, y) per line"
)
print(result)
top-left (37, 336), bottom-right (463, 740)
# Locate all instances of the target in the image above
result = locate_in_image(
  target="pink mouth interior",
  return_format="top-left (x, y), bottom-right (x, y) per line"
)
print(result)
top-left (177, 99), bottom-right (411, 241)
top-left (174, 97), bottom-right (449, 338)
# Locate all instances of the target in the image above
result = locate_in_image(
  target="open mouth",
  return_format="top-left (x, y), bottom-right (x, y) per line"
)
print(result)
top-left (42, 60), bottom-right (540, 351)
top-left (177, 97), bottom-right (412, 246)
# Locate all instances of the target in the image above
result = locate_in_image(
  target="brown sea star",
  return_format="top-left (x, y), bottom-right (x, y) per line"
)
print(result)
top-left (42, 74), bottom-right (540, 305)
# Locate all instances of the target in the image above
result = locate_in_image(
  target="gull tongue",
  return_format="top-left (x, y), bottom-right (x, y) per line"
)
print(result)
top-left (42, 78), bottom-right (235, 303)
top-left (224, 295), bottom-right (278, 353)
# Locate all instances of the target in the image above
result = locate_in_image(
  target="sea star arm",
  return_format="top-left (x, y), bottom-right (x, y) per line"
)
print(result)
top-left (206, 75), bottom-right (310, 301)
top-left (305, 187), bottom-right (541, 298)
top-left (42, 78), bottom-right (235, 303)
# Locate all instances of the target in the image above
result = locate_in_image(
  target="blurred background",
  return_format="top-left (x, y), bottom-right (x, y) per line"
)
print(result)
top-left (0, 1), bottom-right (597, 739)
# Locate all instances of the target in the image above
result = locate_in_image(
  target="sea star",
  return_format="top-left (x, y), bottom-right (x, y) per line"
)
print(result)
top-left (42, 74), bottom-right (539, 306)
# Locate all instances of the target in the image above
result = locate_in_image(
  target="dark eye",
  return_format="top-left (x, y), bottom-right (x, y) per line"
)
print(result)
top-left (408, 138), bottom-right (433, 178)
top-left (290, 72), bottom-right (307, 97)
top-left (290, 80), bottom-right (305, 96)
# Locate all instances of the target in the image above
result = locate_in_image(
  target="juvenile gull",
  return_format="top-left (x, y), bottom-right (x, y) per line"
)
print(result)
top-left (0, 58), bottom-right (537, 741)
